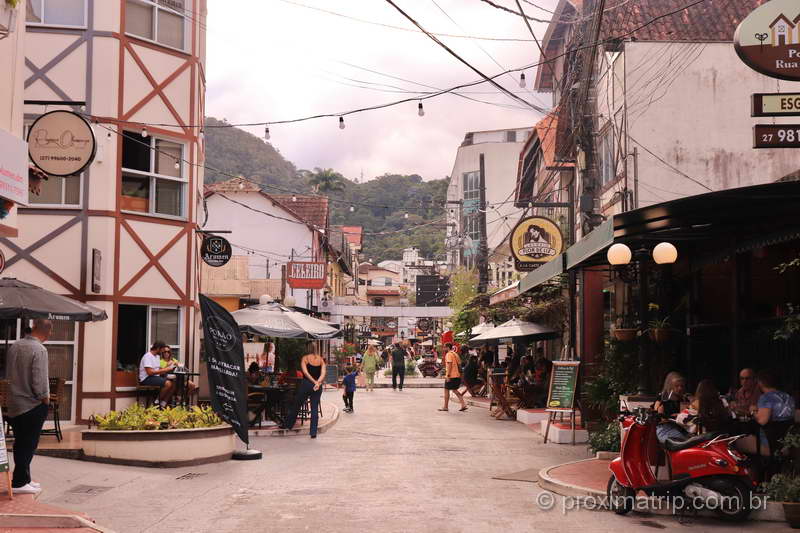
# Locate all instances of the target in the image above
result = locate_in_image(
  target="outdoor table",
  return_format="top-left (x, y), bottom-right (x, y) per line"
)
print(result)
top-left (248, 385), bottom-right (291, 427)
top-left (170, 371), bottom-right (200, 408)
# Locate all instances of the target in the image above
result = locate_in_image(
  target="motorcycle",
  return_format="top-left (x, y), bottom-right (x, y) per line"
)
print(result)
top-left (607, 408), bottom-right (756, 521)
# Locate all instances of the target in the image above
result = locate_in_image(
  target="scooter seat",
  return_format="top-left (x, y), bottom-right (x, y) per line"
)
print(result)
top-left (663, 432), bottom-right (722, 452)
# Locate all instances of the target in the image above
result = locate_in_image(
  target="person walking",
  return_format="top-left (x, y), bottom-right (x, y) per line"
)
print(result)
top-left (282, 342), bottom-right (326, 438)
top-left (361, 345), bottom-right (379, 391)
top-left (439, 343), bottom-right (467, 412)
top-left (391, 341), bottom-right (406, 391)
top-left (341, 366), bottom-right (357, 413)
top-left (6, 319), bottom-right (52, 494)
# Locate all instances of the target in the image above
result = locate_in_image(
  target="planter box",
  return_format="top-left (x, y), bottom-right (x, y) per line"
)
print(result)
top-left (81, 425), bottom-right (234, 467)
top-left (612, 329), bottom-right (637, 342)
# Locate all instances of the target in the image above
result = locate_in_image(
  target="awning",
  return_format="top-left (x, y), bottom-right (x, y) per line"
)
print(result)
top-left (520, 254), bottom-right (565, 293)
top-left (489, 281), bottom-right (519, 305)
top-left (469, 318), bottom-right (559, 343)
top-left (566, 219), bottom-right (614, 269)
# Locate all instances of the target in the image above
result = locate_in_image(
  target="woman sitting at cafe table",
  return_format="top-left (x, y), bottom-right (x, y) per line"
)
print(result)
top-left (736, 370), bottom-right (796, 457)
top-left (160, 346), bottom-right (198, 395)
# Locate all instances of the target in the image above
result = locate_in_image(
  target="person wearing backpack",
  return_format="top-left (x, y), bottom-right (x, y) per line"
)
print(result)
top-left (391, 341), bottom-right (407, 391)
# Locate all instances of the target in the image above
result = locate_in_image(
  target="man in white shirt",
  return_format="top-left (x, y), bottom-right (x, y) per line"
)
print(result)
top-left (139, 341), bottom-right (175, 407)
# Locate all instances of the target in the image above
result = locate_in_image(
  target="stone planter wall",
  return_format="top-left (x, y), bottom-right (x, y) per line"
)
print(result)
top-left (81, 425), bottom-right (235, 468)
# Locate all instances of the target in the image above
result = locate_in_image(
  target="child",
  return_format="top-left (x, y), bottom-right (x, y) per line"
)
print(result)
top-left (342, 365), bottom-right (358, 413)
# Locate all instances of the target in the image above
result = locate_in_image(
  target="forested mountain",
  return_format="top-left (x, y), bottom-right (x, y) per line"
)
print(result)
top-left (204, 118), bottom-right (446, 262)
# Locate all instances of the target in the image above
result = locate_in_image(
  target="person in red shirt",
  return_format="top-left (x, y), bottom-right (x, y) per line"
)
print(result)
top-left (439, 343), bottom-right (467, 412)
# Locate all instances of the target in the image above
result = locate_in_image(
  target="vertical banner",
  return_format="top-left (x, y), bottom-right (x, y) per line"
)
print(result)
top-left (199, 294), bottom-right (249, 444)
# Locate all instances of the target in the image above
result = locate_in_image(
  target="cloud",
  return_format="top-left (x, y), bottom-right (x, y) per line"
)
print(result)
top-left (206, 0), bottom-right (554, 181)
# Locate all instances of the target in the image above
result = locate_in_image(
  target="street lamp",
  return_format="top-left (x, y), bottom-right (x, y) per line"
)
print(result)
top-left (607, 242), bottom-right (678, 396)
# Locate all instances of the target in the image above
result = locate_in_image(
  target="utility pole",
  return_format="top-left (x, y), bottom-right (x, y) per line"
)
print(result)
top-left (477, 153), bottom-right (489, 293)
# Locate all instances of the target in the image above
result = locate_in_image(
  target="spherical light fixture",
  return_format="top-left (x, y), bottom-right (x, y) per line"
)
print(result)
top-left (259, 294), bottom-right (273, 305)
top-left (283, 295), bottom-right (297, 307)
top-left (653, 242), bottom-right (678, 265)
top-left (607, 243), bottom-right (632, 265)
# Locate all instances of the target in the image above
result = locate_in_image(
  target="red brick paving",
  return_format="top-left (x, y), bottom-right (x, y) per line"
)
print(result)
top-left (547, 458), bottom-right (612, 493)
top-left (0, 494), bottom-right (98, 532)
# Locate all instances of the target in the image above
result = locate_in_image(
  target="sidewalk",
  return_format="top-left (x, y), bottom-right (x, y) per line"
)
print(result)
top-left (372, 370), bottom-right (444, 388)
top-left (0, 493), bottom-right (109, 532)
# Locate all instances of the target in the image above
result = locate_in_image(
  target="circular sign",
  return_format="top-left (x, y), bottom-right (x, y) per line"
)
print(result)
top-left (27, 110), bottom-right (97, 177)
top-left (205, 315), bottom-right (237, 352)
top-left (735, 0), bottom-right (800, 82)
top-left (201, 236), bottom-right (232, 267)
top-left (0, 250), bottom-right (5, 276)
top-left (417, 318), bottom-right (431, 332)
top-left (509, 216), bottom-right (564, 272)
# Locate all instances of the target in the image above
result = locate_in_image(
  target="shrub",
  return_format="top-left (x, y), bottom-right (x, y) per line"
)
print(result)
top-left (588, 421), bottom-right (620, 453)
top-left (93, 404), bottom-right (222, 431)
top-left (761, 474), bottom-right (800, 503)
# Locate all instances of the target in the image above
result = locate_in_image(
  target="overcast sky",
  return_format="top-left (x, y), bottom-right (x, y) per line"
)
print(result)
top-left (205, 0), bottom-right (554, 182)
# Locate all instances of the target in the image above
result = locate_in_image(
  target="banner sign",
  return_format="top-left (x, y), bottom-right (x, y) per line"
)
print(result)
top-left (287, 261), bottom-right (326, 289)
top-left (27, 110), bottom-right (96, 177)
top-left (509, 216), bottom-right (564, 272)
top-left (0, 128), bottom-right (29, 205)
top-left (201, 236), bottom-right (232, 267)
top-left (735, 0), bottom-right (800, 81)
top-left (546, 361), bottom-right (580, 411)
top-left (199, 294), bottom-right (248, 444)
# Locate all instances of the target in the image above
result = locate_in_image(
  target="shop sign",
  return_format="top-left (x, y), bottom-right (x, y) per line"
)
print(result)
top-left (201, 236), bottom-right (232, 267)
top-left (752, 93), bottom-right (800, 116)
top-left (27, 110), bottom-right (96, 177)
top-left (509, 216), bottom-right (564, 272)
top-left (753, 124), bottom-right (800, 148)
top-left (0, 128), bottom-right (29, 205)
top-left (417, 318), bottom-right (431, 332)
top-left (546, 361), bottom-right (580, 411)
top-left (287, 261), bottom-right (326, 289)
top-left (735, 0), bottom-right (800, 81)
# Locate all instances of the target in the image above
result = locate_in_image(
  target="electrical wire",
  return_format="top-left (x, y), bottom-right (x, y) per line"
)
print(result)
top-left (627, 135), bottom-right (713, 192)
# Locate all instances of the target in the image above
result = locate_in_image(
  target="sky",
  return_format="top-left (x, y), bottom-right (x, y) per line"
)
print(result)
top-left (205, 0), bottom-right (555, 182)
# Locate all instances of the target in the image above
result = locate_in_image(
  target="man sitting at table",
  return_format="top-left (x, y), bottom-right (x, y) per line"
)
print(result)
top-left (733, 367), bottom-right (761, 417)
top-left (139, 341), bottom-right (176, 408)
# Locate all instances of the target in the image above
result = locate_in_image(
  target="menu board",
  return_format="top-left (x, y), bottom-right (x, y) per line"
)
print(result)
top-left (546, 361), bottom-right (580, 411)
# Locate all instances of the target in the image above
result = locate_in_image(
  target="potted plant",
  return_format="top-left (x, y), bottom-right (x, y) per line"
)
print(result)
top-left (612, 314), bottom-right (637, 342)
top-left (762, 474), bottom-right (800, 528)
top-left (648, 316), bottom-right (671, 343)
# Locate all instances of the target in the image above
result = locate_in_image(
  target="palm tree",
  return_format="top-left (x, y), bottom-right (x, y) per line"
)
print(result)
top-left (306, 167), bottom-right (346, 194)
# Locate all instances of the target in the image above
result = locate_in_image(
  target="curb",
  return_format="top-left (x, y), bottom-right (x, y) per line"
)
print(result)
top-left (0, 514), bottom-right (115, 532)
top-left (252, 403), bottom-right (340, 437)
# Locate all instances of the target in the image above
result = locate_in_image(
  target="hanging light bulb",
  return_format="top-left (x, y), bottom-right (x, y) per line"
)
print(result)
top-left (417, 102), bottom-right (425, 117)
top-left (174, 160), bottom-right (180, 170)
top-left (519, 72), bottom-right (526, 88)
top-left (264, 126), bottom-right (270, 140)
top-left (292, 195), bottom-right (297, 202)
top-left (238, 181), bottom-right (245, 190)
top-left (141, 127), bottom-right (148, 138)
top-left (349, 205), bottom-right (355, 212)
top-left (404, 212), bottom-right (409, 219)
top-left (527, 202), bottom-right (533, 208)
top-left (339, 116), bottom-right (345, 130)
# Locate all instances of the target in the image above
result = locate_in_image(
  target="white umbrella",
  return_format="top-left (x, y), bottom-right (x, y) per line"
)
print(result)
top-left (470, 318), bottom-right (558, 342)
top-left (469, 322), bottom-right (495, 336)
top-left (230, 302), bottom-right (341, 339)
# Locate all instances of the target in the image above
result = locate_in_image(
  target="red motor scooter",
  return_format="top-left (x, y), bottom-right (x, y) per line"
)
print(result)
top-left (607, 408), bottom-right (756, 521)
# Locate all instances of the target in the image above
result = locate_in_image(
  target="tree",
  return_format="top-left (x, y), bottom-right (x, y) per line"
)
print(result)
top-left (306, 167), bottom-right (346, 194)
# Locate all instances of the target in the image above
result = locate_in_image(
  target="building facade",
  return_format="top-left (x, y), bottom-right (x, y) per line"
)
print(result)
top-left (0, 0), bottom-right (207, 422)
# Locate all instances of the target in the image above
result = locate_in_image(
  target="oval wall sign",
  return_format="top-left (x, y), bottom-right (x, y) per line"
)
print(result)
top-left (27, 110), bottom-right (96, 177)
top-left (509, 216), bottom-right (564, 272)
top-left (201, 236), bottom-right (232, 267)
top-left (735, 0), bottom-right (800, 81)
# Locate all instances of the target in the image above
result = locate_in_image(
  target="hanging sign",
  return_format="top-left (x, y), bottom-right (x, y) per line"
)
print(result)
top-left (27, 110), bottom-right (96, 177)
top-left (752, 93), bottom-right (800, 116)
top-left (735, 0), bottom-right (800, 82)
top-left (0, 250), bottom-right (5, 277)
top-left (0, 128), bottom-right (29, 206)
top-left (509, 216), bottom-right (564, 272)
top-left (287, 261), bottom-right (326, 289)
top-left (199, 294), bottom-right (249, 444)
top-left (546, 361), bottom-right (580, 411)
top-left (201, 236), bottom-right (232, 267)
top-left (754, 124), bottom-right (800, 148)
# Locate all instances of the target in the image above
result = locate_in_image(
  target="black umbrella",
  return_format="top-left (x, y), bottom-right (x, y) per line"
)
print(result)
top-left (0, 279), bottom-right (107, 321)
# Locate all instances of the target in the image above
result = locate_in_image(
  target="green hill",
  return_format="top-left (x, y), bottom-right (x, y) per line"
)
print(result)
top-left (204, 118), bottom-right (446, 262)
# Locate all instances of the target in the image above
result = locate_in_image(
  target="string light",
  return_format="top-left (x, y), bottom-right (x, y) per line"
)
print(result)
top-left (339, 116), bottom-right (346, 130)
top-left (174, 160), bottom-right (180, 170)
top-left (519, 72), bottom-right (526, 88)
top-left (141, 127), bottom-right (148, 138)
top-left (404, 212), bottom-right (409, 219)
top-left (350, 205), bottom-right (355, 212)
top-left (264, 126), bottom-right (270, 140)
top-left (292, 195), bottom-right (297, 202)
top-left (417, 102), bottom-right (425, 117)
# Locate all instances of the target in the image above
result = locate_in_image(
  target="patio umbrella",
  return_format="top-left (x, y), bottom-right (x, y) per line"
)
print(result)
top-left (470, 318), bottom-right (559, 343)
top-left (0, 279), bottom-right (107, 321)
top-left (469, 322), bottom-right (495, 336)
top-left (230, 302), bottom-right (341, 340)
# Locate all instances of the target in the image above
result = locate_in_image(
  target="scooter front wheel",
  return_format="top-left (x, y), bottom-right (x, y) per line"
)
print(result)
top-left (607, 475), bottom-right (635, 515)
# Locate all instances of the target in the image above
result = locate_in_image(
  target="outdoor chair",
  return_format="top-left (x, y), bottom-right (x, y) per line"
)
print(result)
top-left (135, 384), bottom-right (160, 407)
top-left (41, 377), bottom-right (64, 442)
top-left (757, 420), bottom-right (795, 481)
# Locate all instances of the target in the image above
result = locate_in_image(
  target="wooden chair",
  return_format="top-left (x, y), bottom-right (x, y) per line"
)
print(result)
top-left (42, 377), bottom-right (64, 442)
top-left (135, 385), bottom-right (161, 407)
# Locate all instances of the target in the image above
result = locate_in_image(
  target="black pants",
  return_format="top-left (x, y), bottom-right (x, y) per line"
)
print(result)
top-left (392, 365), bottom-right (405, 390)
top-left (9, 403), bottom-right (48, 488)
top-left (343, 390), bottom-right (354, 410)
top-left (283, 379), bottom-right (322, 437)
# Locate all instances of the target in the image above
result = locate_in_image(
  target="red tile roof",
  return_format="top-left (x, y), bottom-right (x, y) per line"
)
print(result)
top-left (599, 0), bottom-right (768, 42)
top-left (272, 195), bottom-right (329, 230)
top-left (341, 226), bottom-right (363, 247)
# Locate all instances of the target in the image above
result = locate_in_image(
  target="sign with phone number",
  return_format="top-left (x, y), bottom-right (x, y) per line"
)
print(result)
top-left (753, 125), bottom-right (800, 149)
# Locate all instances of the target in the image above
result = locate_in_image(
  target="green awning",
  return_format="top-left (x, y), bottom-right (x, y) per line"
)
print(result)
top-left (566, 219), bottom-right (614, 269)
top-left (520, 254), bottom-right (565, 293)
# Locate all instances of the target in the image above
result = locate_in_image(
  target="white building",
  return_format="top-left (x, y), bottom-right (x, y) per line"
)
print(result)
top-left (445, 127), bottom-right (533, 288)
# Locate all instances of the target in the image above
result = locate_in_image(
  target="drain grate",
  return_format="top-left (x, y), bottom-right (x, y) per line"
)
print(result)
top-left (67, 485), bottom-right (112, 495)
top-left (176, 472), bottom-right (207, 480)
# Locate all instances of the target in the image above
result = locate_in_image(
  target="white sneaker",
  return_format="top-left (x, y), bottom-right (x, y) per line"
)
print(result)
top-left (30, 481), bottom-right (40, 489)
top-left (12, 483), bottom-right (41, 494)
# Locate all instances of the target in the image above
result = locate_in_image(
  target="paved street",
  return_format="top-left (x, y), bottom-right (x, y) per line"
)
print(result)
top-left (36, 389), bottom-right (787, 533)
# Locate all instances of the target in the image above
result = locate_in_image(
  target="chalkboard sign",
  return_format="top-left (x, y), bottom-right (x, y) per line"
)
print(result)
top-left (325, 364), bottom-right (339, 385)
top-left (546, 361), bottom-right (580, 411)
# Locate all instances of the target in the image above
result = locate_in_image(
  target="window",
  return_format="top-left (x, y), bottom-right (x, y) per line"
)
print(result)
top-left (506, 130), bottom-right (517, 143)
top-left (27, 0), bottom-right (87, 27)
top-left (30, 175), bottom-right (81, 207)
top-left (125, 0), bottom-right (188, 51)
top-left (463, 170), bottom-right (480, 201)
top-left (116, 304), bottom-right (181, 374)
top-left (600, 129), bottom-right (616, 186)
top-left (121, 131), bottom-right (185, 217)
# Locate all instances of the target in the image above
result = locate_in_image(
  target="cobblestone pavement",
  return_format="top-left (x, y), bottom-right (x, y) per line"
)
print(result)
top-left (33, 389), bottom-right (788, 532)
